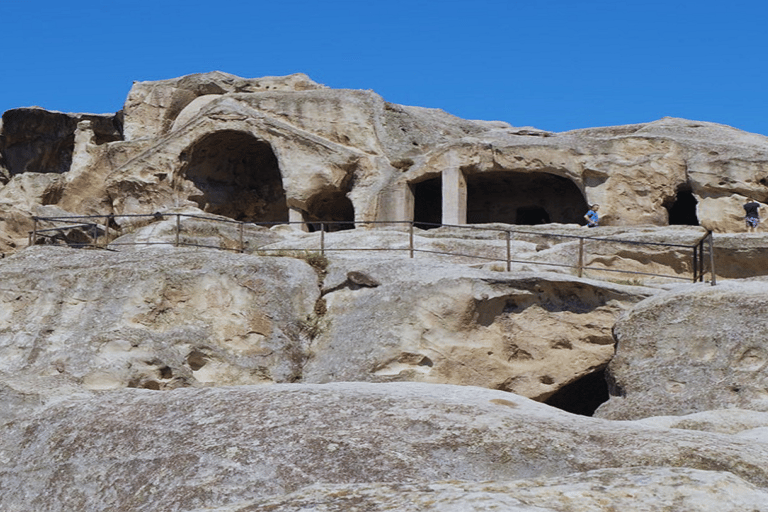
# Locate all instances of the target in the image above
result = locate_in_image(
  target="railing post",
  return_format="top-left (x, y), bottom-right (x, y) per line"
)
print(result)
top-left (578, 238), bottom-right (584, 278)
top-left (692, 240), bottom-right (699, 283)
top-left (409, 222), bottom-right (414, 258)
top-left (707, 231), bottom-right (716, 286)
top-left (175, 214), bottom-right (180, 247)
top-left (320, 224), bottom-right (325, 256)
top-left (239, 222), bottom-right (244, 253)
top-left (31, 217), bottom-right (38, 247)
top-left (506, 230), bottom-right (511, 272)
top-left (104, 216), bottom-right (110, 249)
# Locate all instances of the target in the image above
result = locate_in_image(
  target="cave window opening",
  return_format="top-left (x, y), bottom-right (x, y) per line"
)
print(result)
top-left (543, 368), bottom-right (609, 416)
top-left (665, 187), bottom-right (699, 226)
top-left (466, 171), bottom-right (587, 225)
top-left (412, 176), bottom-right (442, 230)
top-left (182, 130), bottom-right (288, 224)
top-left (304, 190), bottom-right (355, 232)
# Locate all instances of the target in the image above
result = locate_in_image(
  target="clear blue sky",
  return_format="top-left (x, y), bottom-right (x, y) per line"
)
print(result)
top-left (2, 0), bottom-right (767, 135)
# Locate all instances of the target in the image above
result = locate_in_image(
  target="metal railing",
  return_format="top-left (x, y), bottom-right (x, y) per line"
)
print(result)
top-left (28, 213), bottom-right (717, 285)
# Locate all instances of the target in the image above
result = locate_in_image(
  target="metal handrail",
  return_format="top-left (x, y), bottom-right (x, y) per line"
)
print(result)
top-left (28, 213), bottom-right (717, 285)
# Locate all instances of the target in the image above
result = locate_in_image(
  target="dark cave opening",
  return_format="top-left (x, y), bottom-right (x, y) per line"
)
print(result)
top-left (466, 171), bottom-right (587, 225)
top-left (304, 189), bottom-right (355, 232)
top-left (182, 130), bottom-right (288, 223)
top-left (516, 206), bottom-right (551, 225)
top-left (665, 187), bottom-right (699, 226)
top-left (544, 368), bottom-right (610, 416)
top-left (412, 176), bottom-right (442, 229)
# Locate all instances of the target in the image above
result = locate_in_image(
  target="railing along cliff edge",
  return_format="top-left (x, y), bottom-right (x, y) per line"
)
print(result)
top-left (29, 213), bottom-right (717, 285)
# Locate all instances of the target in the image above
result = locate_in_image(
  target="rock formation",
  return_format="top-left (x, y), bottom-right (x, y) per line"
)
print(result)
top-left (597, 279), bottom-right (768, 420)
top-left (2, 72), bottom-right (768, 510)
top-left (4, 383), bottom-right (768, 511)
top-left (2, 70), bottom-right (768, 250)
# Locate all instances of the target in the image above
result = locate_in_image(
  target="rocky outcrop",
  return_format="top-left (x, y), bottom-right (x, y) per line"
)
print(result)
top-left (0, 240), bottom-right (654, 404)
top-left (3, 72), bottom-right (768, 245)
top-left (3, 382), bottom-right (768, 511)
top-left (307, 258), bottom-right (651, 402)
top-left (597, 279), bottom-right (768, 420)
top-left (0, 107), bottom-right (121, 176)
top-left (0, 246), bottom-right (319, 391)
top-left (4, 72), bottom-right (768, 510)
top-left (122, 71), bottom-right (327, 140)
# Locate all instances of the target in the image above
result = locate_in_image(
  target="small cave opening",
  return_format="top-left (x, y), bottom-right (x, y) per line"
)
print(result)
top-left (182, 130), bottom-right (288, 223)
top-left (466, 171), bottom-right (587, 225)
top-left (303, 189), bottom-right (355, 232)
top-left (412, 176), bottom-right (442, 229)
top-left (544, 368), bottom-right (609, 416)
top-left (664, 186), bottom-right (699, 226)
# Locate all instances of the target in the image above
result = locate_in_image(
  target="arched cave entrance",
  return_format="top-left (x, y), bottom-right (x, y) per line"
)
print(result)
top-left (466, 171), bottom-right (588, 225)
top-left (664, 186), bottom-right (699, 226)
top-left (182, 130), bottom-right (288, 223)
top-left (303, 189), bottom-right (355, 232)
top-left (544, 368), bottom-right (609, 416)
top-left (412, 176), bottom-right (442, 229)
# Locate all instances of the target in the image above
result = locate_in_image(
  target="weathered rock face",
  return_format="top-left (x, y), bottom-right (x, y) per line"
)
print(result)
top-left (243, 469), bottom-right (768, 512)
top-left (0, 107), bottom-right (121, 176)
top-left (306, 258), bottom-right (651, 403)
top-left (596, 279), bottom-right (768, 420)
top-left (0, 247), bottom-right (320, 391)
top-left (122, 71), bottom-right (327, 140)
top-left (0, 235), bottom-right (653, 406)
top-left (4, 72), bottom-right (768, 511)
top-left (3, 382), bottom-right (768, 511)
top-left (3, 71), bottom-right (768, 245)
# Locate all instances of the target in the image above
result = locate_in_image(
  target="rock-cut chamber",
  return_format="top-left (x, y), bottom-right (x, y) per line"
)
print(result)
top-left (467, 171), bottom-right (588, 225)
top-left (182, 130), bottom-right (288, 223)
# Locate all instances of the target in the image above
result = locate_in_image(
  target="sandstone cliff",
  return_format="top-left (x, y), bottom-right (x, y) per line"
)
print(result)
top-left (2, 72), bottom-right (768, 511)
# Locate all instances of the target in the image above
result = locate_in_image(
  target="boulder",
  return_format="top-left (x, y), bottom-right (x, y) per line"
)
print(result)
top-left (596, 279), bottom-right (768, 420)
top-left (0, 246), bottom-right (320, 392)
top-left (304, 257), bottom-right (653, 403)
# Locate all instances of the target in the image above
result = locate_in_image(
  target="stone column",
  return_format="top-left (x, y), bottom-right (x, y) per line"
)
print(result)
top-left (442, 165), bottom-right (467, 225)
top-left (289, 207), bottom-right (308, 231)
top-left (68, 120), bottom-right (97, 180)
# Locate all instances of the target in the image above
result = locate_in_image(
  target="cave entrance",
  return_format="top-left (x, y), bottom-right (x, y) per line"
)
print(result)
top-left (182, 130), bottom-right (288, 223)
top-left (516, 206), bottom-right (551, 226)
top-left (544, 368), bottom-right (609, 416)
top-left (304, 189), bottom-right (355, 232)
top-left (466, 171), bottom-right (587, 225)
top-left (664, 187), bottom-right (699, 226)
top-left (412, 176), bottom-right (442, 229)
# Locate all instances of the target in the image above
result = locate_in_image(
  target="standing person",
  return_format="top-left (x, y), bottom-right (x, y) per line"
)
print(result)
top-left (584, 204), bottom-right (600, 227)
top-left (744, 198), bottom-right (761, 232)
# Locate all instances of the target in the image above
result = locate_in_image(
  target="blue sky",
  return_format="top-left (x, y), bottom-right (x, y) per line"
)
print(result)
top-left (2, 0), bottom-right (767, 134)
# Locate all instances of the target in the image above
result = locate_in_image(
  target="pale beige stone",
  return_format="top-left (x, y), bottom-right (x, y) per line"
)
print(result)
top-left (596, 279), bottom-right (768, 420)
top-left (3, 382), bottom-right (768, 511)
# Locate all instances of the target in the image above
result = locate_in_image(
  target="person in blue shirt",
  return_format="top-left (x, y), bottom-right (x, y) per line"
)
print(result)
top-left (584, 204), bottom-right (599, 227)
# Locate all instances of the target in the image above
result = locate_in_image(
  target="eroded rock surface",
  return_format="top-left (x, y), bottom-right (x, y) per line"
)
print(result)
top-left (597, 279), bottom-right (768, 420)
top-left (238, 468), bottom-right (768, 512)
top-left (2, 383), bottom-right (768, 511)
top-left (3, 72), bottom-right (768, 251)
top-left (306, 258), bottom-right (652, 402)
top-left (0, 246), bottom-right (319, 391)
